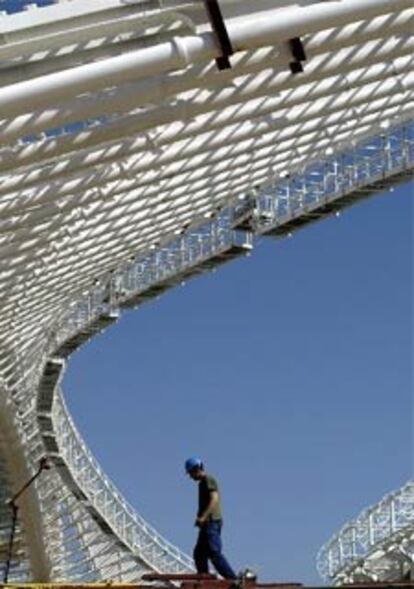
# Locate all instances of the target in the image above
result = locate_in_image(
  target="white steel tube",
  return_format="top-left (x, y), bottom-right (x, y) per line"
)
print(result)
top-left (0, 11), bottom-right (188, 63)
top-left (2, 76), bottom-right (412, 201)
top-left (0, 24), bottom-right (414, 144)
top-left (2, 39), bottom-right (413, 172)
top-left (2, 61), bottom-right (412, 192)
top-left (1, 8), bottom-right (413, 140)
top-left (0, 0), bottom-right (411, 119)
top-left (0, 28), bottom-right (189, 90)
top-left (229, 0), bottom-right (414, 49)
top-left (0, 0), bottom-right (279, 41)
top-left (0, 46), bottom-right (281, 146)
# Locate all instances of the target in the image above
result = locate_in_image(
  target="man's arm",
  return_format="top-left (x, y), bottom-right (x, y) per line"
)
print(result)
top-left (196, 491), bottom-right (219, 526)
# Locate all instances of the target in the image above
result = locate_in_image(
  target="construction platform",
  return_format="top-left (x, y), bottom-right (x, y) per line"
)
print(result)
top-left (1, 575), bottom-right (414, 589)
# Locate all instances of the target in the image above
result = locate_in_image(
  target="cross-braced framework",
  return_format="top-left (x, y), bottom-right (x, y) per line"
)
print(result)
top-left (317, 482), bottom-right (414, 584)
top-left (0, 0), bottom-right (413, 582)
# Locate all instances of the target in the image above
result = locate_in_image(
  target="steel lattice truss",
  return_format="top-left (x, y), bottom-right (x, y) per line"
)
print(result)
top-left (317, 482), bottom-right (414, 584)
top-left (0, 0), bottom-right (413, 583)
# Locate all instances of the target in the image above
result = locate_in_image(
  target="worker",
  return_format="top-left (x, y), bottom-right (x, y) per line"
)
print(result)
top-left (185, 457), bottom-right (237, 579)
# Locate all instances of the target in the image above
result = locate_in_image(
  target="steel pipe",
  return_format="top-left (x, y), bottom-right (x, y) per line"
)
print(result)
top-left (0, 9), bottom-right (412, 141)
top-left (0, 0), bottom-right (411, 119)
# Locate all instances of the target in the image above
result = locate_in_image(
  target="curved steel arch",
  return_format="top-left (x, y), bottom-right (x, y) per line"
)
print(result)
top-left (0, 0), bottom-right (413, 581)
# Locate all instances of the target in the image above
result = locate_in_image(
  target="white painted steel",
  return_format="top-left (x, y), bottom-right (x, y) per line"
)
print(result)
top-left (0, 0), bottom-right (412, 118)
top-left (0, 0), bottom-right (412, 582)
top-left (2, 12), bottom-right (414, 142)
top-left (2, 80), bottom-right (413, 201)
top-left (317, 482), bottom-right (414, 584)
top-left (0, 388), bottom-right (51, 581)
top-left (2, 104), bottom-right (414, 246)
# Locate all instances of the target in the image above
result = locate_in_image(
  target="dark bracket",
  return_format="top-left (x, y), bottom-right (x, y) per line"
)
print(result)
top-left (203, 0), bottom-right (234, 71)
top-left (289, 36), bottom-right (307, 74)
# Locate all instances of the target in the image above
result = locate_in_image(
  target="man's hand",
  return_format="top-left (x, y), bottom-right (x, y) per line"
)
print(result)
top-left (195, 516), bottom-right (207, 527)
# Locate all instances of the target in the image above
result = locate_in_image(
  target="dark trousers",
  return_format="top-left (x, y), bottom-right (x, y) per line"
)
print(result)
top-left (194, 520), bottom-right (236, 579)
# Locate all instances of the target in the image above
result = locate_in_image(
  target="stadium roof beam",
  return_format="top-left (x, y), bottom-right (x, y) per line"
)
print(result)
top-left (2, 35), bottom-right (412, 173)
top-left (1, 11), bottom-right (414, 142)
top-left (0, 0), bottom-right (412, 119)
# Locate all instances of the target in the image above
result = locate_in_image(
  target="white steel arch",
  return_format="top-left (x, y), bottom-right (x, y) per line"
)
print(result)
top-left (0, 0), bottom-right (412, 581)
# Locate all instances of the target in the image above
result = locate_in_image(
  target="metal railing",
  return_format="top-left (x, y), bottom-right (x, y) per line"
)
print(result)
top-left (51, 390), bottom-right (194, 573)
top-left (233, 120), bottom-right (414, 237)
top-left (50, 215), bottom-right (252, 356)
top-left (52, 121), bottom-right (414, 363)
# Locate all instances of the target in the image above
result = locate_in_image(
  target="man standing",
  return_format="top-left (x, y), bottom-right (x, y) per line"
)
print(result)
top-left (185, 457), bottom-right (237, 579)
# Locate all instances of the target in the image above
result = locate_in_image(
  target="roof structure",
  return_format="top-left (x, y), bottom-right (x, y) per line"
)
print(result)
top-left (0, 0), bottom-right (413, 583)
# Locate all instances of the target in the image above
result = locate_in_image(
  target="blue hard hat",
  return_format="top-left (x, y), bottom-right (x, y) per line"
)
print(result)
top-left (185, 457), bottom-right (203, 473)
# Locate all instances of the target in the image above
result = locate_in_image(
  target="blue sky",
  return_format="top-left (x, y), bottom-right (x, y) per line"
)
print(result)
top-left (65, 182), bottom-right (413, 583)
top-left (1, 0), bottom-right (52, 11)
